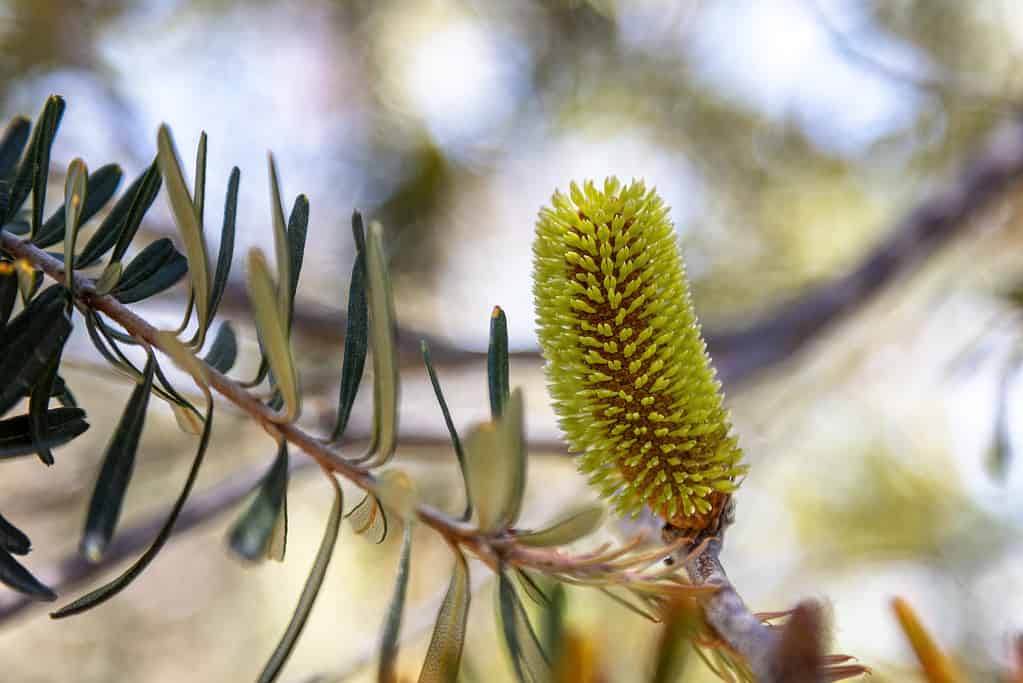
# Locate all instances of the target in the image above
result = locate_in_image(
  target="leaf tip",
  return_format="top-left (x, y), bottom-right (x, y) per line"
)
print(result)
top-left (80, 532), bottom-right (107, 564)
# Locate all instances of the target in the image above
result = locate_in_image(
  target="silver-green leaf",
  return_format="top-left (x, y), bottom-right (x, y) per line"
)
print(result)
top-left (79, 351), bottom-right (156, 563)
top-left (247, 248), bottom-right (300, 422)
top-left (378, 522), bottom-right (413, 683)
top-left (463, 388), bottom-right (527, 534)
top-left (515, 504), bottom-right (605, 547)
top-left (256, 473), bottom-right (342, 683)
top-left (417, 545), bottom-right (470, 683)
top-left (157, 124), bottom-right (210, 346)
top-left (227, 442), bottom-right (289, 563)
top-left (363, 221), bottom-right (398, 466)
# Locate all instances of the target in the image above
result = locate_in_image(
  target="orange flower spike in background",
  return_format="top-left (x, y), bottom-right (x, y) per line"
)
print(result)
top-left (533, 178), bottom-right (747, 533)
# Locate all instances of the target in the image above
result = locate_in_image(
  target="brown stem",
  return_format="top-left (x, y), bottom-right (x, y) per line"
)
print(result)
top-left (706, 113), bottom-right (1023, 383)
top-left (683, 536), bottom-right (780, 682)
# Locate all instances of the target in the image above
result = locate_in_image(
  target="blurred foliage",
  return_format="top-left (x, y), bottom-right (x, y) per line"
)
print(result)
top-left (790, 447), bottom-right (1007, 563)
top-left (3, 0), bottom-right (1020, 323)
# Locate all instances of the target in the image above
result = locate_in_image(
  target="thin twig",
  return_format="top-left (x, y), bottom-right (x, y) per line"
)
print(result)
top-left (683, 536), bottom-right (779, 682)
top-left (805, 0), bottom-right (1019, 106)
top-left (708, 112), bottom-right (1023, 383)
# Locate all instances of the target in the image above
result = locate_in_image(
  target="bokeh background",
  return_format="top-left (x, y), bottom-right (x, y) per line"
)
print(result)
top-left (1, 0), bottom-right (1023, 680)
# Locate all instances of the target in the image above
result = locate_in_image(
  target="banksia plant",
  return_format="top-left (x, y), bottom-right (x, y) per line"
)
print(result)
top-left (533, 178), bottom-right (747, 534)
top-left (3, 98), bottom-right (877, 683)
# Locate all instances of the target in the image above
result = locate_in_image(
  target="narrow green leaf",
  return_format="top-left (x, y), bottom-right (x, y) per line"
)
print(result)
top-left (0, 282), bottom-right (64, 354)
top-left (0, 116), bottom-right (30, 177)
top-left (176, 131), bottom-right (208, 347)
top-left (247, 248), bottom-right (300, 422)
top-left (114, 237), bottom-right (180, 292)
top-left (53, 374), bottom-right (77, 408)
top-left (172, 289), bottom-right (196, 338)
top-left (138, 333), bottom-right (208, 426)
top-left (0, 294), bottom-right (72, 416)
top-left (112, 246), bottom-right (188, 303)
top-left (497, 568), bottom-right (550, 683)
top-left (514, 569), bottom-right (551, 608)
top-left (203, 322), bottom-right (238, 374)
top-left (417, 546), bottom-right (470, 683)
top-left (378, 523), bottom-right (414, 683)
top-left (28, 347), bottom-right (62, 465)
top-left (0, 547), bottom-right (55, 601)
top-left (463, 389), bottom-right (527, 533)
top-left (0, 512), bottom-right (31, 555)
top-left (15, 262), bottom-right (41, 304)
top-left (597, 586), bottom-right (660, 622)
top-left (10, 96), bottom-right (65, 236)
top-left (0, 186), bottom-right (9, 223)
top-left (243, 356), bottom-right (270, 389)
top-left (345, 493), bottom-right (388, 545)
top-left (540, 582), bottom-right (566, 668)
top-left (515, 504), bottom-right (605, 547)
top-left (171, 403), bottom-right (203, 435)
top-left (330, 212), bottom-right (368, 442)
top-left (114, 264), bottom-right (187, 303)
top-left (0, 407), bottom-right (89, 458)
top-left (227, 443), bottom-right (290, 562)
top-left (266, 154), bottom-right (292, 329)
top-left (488, 306), bottom-right (510, 418)
top-left (110, 238), bottom-right (187, 304)
top-left (48, 374), bottom-right (68, 397)
top-left (157, 125), bottom-right (210, 345)
top-left (62, 158), bottom-right (88, 299)
top-left (0, 266), bottom-right (16, 326)
top-left (497, 388), bottom-right (526, 529)
top-left (80, 352), bottom-right (156, 563)
top-left (207, 167), bottom-right (239, 321)
top-left (94, 261), bottom-right (122, 295)
top-left (193, 131), bottom-right (207, 224)
top-left (650, 601), bottom-right (700, 683)
top-left (463, 424), bottom-right (501, 533)
top-left (153, 330), bottom-right (208, 387)
top-left (138, 334), bottom-right (205, 423)
top-left (34, 163), bottom-right (119, 249)
top-left (266, 490), bottom-right (289, 564)
top-left (364, 221), bottom-right (399, 465)
top-left (53, 376), bottom-right (215, 619)
top-left (256, 474), bottom-right (342, 683)
top-left (257, 191), bottom-right (311, 411)
top-left (81, 311), bottom-right (132, 375)
top-left (284, 194), bottom-right (309, 330)
top-left (77, 160), bottom-right (161, 268)
top-left (30, 97), bottom-right (65, 237)
top-left (421, 341), bottom-right (470, 519)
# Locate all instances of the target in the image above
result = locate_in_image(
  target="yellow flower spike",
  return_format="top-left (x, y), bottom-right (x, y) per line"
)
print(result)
top-left (533, 178), bottom-right (747, 533)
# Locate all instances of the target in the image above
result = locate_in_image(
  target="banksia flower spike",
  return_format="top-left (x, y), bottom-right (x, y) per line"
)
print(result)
top-left (533, 178), bottom-right (747, 534)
